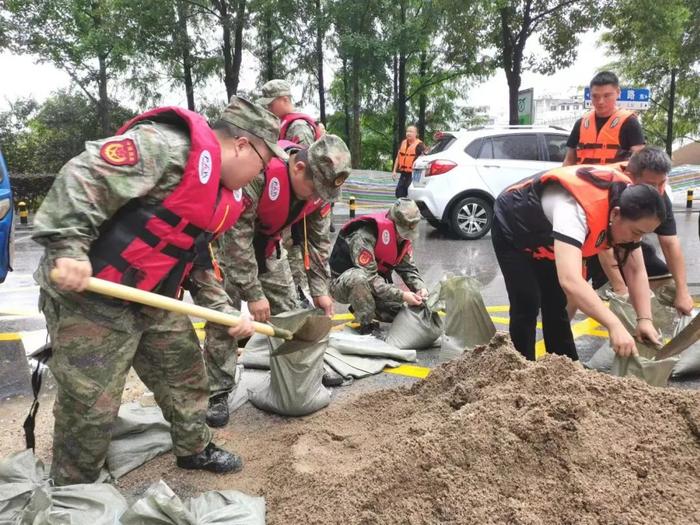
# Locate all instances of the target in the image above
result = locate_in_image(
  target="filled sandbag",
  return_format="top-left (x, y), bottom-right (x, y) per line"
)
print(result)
top-left (248, 310), bottom-right (330, 417)
top-left (120, 480), bottom-right (265, 525)
top-left (240, 333), bottom-right (271, 369)
top-left (385, 303), bottom-right (442, 350)
top-left (439, 276), bottom-right (496, 358)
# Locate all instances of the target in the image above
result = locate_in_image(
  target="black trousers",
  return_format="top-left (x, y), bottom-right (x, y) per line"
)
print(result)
top-left (395, 171), bottom-right (412, 198)
top-left (491, 220), bottom-right (578, 362)
top-left (586, 240), bottom-right (669, 289)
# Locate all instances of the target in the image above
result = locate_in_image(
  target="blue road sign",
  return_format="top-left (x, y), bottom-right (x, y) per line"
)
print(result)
top-left (584, 87), bottom-right (651, 110)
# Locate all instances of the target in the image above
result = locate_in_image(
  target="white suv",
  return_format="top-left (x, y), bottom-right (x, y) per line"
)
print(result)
top-left (409, 126), bottom-right (569, 239)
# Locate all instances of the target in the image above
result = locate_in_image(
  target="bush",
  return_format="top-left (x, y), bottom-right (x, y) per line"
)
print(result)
top-left (10, 173), bottom-right (56, 211)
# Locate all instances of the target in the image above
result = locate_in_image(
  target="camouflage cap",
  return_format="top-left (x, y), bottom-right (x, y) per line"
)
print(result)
top-left (307, 134), bottom-right (352, 201)
top-left (218, 95), bottom-right (288, 160)
top-left (389, 198), bottom-right (421, 241)
top-left (256, 79), bottom-right (293, 108)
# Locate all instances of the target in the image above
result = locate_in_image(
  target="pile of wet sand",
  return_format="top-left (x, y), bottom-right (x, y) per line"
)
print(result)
top-left (257, 334), bottom-right (700, 524)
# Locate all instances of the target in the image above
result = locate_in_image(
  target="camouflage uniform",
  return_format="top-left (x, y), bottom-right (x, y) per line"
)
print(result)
top-left (32, 98), bottom-right (282, 485)
top-left (330, 199), bottom-right (425, 326)
top-left (204, 135), bottom-right (351, 396)
top-left (257, 78), bottom-right (318, 301)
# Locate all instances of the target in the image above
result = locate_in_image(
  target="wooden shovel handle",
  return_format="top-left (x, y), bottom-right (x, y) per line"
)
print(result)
top-left (49, 270), bottom-right (293, 340)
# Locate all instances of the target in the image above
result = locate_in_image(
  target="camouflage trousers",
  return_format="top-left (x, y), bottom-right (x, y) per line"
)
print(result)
top-left (40, 291), bottom-right (211, 486)
top-left (330, 268), bottom-right (403, 326)
top-left (204, 247), bottom-right (299, 396)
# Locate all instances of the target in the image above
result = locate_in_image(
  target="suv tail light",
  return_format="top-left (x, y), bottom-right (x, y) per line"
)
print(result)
top-left (427, 160), bottom-right (457, 177)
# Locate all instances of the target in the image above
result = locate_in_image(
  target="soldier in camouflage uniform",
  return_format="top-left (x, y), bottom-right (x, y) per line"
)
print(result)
top-left (329, 198), bottom-right (428, 333)
top-left (32, 96), bottom-right (285, 486)
top-left (257, 79), bottom-right (323, 303)
top-left (204, 134), bottom-right (351, 426)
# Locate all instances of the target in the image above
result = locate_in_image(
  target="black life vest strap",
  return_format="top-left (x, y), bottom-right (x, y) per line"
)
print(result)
top-left (23, 342), bottom-right (52, 451)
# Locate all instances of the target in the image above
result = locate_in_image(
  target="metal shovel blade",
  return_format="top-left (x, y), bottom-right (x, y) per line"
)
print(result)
top-left (655, 313), bottom-right (700, 360)
top-left (268, 309), bottom-right (332, 356)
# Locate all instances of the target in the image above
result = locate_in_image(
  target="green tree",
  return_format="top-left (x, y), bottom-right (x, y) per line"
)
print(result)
top-left (602, 0), bottom-right (700, 153)
top-left (5, 0), bottom-right (145, 135)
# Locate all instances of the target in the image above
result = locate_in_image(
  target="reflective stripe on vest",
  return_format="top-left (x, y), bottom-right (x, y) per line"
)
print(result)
top-left (397, 139), bottom-right (422, 173)
top-left (279, 112), bottom-right (322, 143)
top-left (88, 107), bottom-right (244, 296)
top-left (503, 165), bottom-right (631, 260)
top-left (576, 109), bottom-right (634, 165)
top-left (339, 212), bottom-right (412, 273)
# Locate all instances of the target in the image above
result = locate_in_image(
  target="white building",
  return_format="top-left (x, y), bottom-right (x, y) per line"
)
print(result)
top-left (533, 87), bottom-right (586, 130)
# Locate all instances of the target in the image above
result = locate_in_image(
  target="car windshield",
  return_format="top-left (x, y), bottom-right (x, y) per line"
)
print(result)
top-left (0, 153), bottom-right (5, 184)
top-left (429, 135), bottom-right (456, 155)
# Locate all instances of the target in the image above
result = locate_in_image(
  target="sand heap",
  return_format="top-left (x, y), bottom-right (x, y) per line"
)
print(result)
top-left (262, 334), bottom-right (700, 525)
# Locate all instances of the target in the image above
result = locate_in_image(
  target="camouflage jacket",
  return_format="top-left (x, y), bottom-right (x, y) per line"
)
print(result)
top-left (32, 121), bottom-right (238, 328)
top-left (216, 170), bottom-right (332, 302)
top-left (284, 118), bottom-right (316, 147)
top-left (342, 225), bottom-right (425, 302)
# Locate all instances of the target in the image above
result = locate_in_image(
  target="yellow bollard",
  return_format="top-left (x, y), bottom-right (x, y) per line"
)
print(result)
top-left (687, 190), bottom-right (694, 209)
top-left (18, 201), bottom-right (28, 225)
top-left (349, 195), bottom-right (356, 218)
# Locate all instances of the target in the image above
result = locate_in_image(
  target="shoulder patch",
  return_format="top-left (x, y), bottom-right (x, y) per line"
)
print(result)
top-left (320, 203), bottom-right (331, 218)
top-left (99, 138), bottom-right (139, 166)
top-left (358, 249), bottom-right (373, 267)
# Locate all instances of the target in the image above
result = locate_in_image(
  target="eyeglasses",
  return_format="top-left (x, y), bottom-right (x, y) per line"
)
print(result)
top-left (249, 141), bottom-right (267, 169)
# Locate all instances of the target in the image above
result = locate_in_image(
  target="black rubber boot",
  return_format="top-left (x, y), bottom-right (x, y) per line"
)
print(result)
top-left (206, 393), bottom-right (230, 428)
top-left (176, 442), bottom-right (243, 473)
top-left (357, 321), bottom-right (380, 335)
top-left (322, 368), bottom-right (344, 387)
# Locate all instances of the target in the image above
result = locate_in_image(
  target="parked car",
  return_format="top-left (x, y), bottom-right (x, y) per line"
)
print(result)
top-left (408, 126), bottom-right (569, 240)
top-left (0, 149), bottom-right (14, 282)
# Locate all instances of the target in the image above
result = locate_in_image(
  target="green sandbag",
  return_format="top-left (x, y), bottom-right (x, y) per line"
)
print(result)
top-left (438, 276), bottom-right (496, 359)
top-left (120, 480), bottom-right (265, 525)
top-left (0, 450), bottom-right (128, 524)
top-left (386, 288), bottom-right (443, 350)
top-left (611, 354), bottom-right (679, 387)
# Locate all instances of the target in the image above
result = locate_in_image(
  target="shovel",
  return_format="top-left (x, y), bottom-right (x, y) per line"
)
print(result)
top-left (49, 271), bottom-right (331, 347)
top-left (655, 313), bottom-right (700, 360)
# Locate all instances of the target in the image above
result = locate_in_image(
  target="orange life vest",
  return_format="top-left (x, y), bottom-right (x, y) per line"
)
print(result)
top-left (496, 165), bottom-right (632, 260)
top-left (397, 139), bottom-right (422, 173)
top-left (575, 109), bottom-right (635, 165)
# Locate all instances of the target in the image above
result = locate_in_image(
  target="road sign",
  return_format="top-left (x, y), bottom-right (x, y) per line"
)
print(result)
top-left (518, 88), bottom-right (534, 124)
top-left (584, 87), bottom-right (651, 110)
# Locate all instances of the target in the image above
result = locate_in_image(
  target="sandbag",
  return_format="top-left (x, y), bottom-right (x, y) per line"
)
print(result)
top-left (240, 333), bottom-right (271, 369)
top-left (669, 311), bottom-right (700, 377)
top-left (611, 354), bottom-right (679, 387)
top-left (120, 480), bottom-right (265, 525)
top-left (385, 303), bottom-right (442, 350)
top-left (329, 331), bottom-right (417, 361)
top-left (248, 311), bottom-right (330, 417)
top-left (439, 276), bottom-right (496, 358)
top-left (0, 450), bottom-right (128, 524)
top-left (105, 403), bottom-right (172, 480)
top-left (324, 347), bottom-right (402, 379)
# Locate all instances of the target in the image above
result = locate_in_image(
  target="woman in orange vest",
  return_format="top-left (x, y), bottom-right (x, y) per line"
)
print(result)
top-left (392, 125), bottom-right (425, 198)
top-left (492, 164), bottom-right (665, 362)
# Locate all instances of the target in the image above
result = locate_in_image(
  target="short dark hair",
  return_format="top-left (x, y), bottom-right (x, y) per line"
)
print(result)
top-left (292, 147), bottom-right (314, 180)
top-left (626, 146), bottom-right (672, 179)
top-left (590, 71), bottom-right (619, 88)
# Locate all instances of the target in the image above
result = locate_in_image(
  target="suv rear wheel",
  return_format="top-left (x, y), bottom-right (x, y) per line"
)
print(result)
top-left (449, 196), bottom-right (492, 240)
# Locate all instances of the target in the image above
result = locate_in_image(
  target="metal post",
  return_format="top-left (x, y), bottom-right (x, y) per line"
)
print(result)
top-left (349, 195), bottom-right (356, 218)
top-left (687, 190), bottom-right (693, 209)
top-left (18, 201), bottom-right (28, 224)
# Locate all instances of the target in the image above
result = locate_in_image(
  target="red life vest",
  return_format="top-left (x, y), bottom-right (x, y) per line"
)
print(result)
top-left (279, 112), bottom-right (322, 143)
top-left (397, 139), bottom-right (423, 173)
top-left (88, 107), bottom-right (244, 297)
top-left (334, 213), bottom-right (412, 275)
top-left (254, 152), bottom-right (327, 263)
top-left (498, 165), bottom-right (631, 260)
top-left (575, 109), bottom-right (635, 165)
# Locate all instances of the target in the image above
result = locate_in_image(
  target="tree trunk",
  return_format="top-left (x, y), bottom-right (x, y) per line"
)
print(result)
top-left (231, 0), bottom-right (245, 94)
top-left (350, 55), bottom-right (362, 168)
top-left (97, 53), bottom-right (110, 135)
top-left (314, 0), bottom-right (325, 124)
top-left (418, 50), bottom-right (428, 140)
top-left (176, 1), bottom-right (195, 110)
top-left (264, 9), bottom-right (274, 81)
top-left (396, 0), bottom-right (407, 143)
top-left (341, 54), bottom-right (351, 144)
top-left (500, 7), bottom-right (523, 125)
top-left (220, 0), bottom-right (235, 99)
top-left (665, 67), bottom-right (676, 156)
top-left (392, 54), bottom-right (399, 160)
